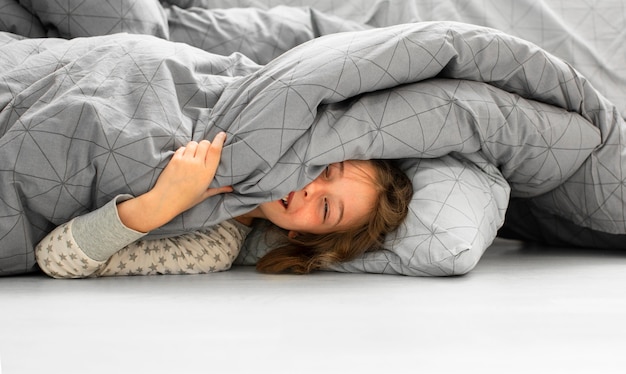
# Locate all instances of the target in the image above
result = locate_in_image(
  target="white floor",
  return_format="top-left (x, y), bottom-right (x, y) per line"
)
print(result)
top-left (1, 238), bottom-right (626, 374)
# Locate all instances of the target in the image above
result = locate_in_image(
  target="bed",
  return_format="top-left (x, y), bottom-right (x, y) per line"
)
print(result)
top-left (0, 0), bottom-right (625, 277)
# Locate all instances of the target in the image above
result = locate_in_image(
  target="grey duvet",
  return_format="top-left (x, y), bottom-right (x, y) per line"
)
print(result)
top-left (1, 2), bottom-right (624, 276)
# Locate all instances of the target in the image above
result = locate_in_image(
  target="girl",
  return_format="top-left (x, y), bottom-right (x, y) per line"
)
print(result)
top-left (36, 133), bottom-right (412, 278)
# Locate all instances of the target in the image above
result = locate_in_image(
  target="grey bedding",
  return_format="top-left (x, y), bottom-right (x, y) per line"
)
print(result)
top-left (1, 1), bottom-right (624, 276)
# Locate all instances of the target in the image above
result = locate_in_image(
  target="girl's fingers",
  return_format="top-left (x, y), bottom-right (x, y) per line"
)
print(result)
top-left (208, 132), bottom-right (226, 151)
top-left (204, 185), bottom-right (234, 198)
top-left (196, 139), bottom-right (211, 159)
top-left (213, 132), bottom-right (227, 145)
top-left (204, 132), bottom-right (227, 164)
top-left (184, 141), bottom-right (198, 156)
top-left (174, 146), bottom-right (185, 156)
top-left (179, 133), bottom-right (226, 160)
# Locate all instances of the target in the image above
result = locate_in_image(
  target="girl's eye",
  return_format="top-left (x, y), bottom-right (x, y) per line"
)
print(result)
top-left (323, 198), bottom-right (329, 221)
top-left (324, 166), bottom-right (331, 178)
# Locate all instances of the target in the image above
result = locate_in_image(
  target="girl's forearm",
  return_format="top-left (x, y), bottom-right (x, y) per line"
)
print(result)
top-left (116, 191), bottom-right (178, 233)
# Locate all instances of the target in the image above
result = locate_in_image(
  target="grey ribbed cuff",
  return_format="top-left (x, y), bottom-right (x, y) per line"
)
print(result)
top-left (72, 195), bottom-right (147, 261)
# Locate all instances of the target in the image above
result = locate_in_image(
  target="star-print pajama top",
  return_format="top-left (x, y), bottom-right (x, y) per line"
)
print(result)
top-left (35, 195), bottom-right (251, 278)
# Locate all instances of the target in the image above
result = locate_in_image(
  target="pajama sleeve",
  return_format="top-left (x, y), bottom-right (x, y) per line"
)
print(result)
top-left (35, 195), bottom-right (252, 278)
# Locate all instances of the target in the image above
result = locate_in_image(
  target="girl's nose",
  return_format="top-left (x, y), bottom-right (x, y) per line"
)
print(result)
top-left (303, 177), bottom-right (324, 199)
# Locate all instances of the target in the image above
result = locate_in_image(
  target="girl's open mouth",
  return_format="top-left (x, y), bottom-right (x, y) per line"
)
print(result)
top-left (280, 192), bottom-right (292, 209)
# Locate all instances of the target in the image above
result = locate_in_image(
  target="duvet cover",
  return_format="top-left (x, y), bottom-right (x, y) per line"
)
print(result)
top-left (0, 0), bottom-right (624, 276)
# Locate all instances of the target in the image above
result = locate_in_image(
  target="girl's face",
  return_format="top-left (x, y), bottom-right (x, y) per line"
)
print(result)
top-left (252, 160), bottom-right (378, 236)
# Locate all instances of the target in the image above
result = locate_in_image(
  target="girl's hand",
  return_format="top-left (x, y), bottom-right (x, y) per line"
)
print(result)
top-left (153, 133), bottom-right (232, 212)
top-left (117, 132), bottom-right (232, 233)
